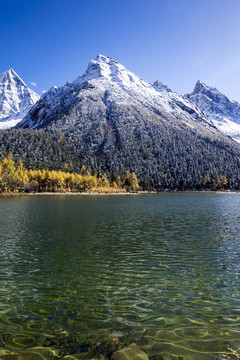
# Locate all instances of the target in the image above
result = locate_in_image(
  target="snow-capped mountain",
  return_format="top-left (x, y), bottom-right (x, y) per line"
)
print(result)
top-left (186, 81), bottom-right (240, 142)
top-left (4, 55), bottom-right (240, 190)
top-left (0, 68), bottom-right (40, 129)
top-left (18, 55), bottom-right (214, 133)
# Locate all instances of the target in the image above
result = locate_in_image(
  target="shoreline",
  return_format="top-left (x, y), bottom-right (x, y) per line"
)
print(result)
top-left (1, 190), bottom-right (240, 196)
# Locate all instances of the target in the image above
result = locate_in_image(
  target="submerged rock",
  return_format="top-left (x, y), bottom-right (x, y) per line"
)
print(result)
top-left (112, 343), bottom-right (148, 360)
top-left (94, 336), bottom-right (120, 358)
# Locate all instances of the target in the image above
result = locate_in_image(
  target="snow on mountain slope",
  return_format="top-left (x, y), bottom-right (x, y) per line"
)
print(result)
top-left (17, 55), bottom-right (215, 133)
top-left (186, 81), bottom-right (240, 142)
top-left (152, 80), bottom-right (212, 128)
top-left (0, 68), bottom-right (40, 129)
top-left (9, 56), bottom-right (240, 191)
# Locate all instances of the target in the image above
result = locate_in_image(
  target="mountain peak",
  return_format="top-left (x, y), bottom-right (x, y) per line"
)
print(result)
top-left (192, 80), bottom-right (221, 96)
top-left (8, 67), bottom-right (15, 74)
top-left (0, 67), bottom-right (26, 87)
top-left (187, 80), bottom-right (240, 142)
top-left (84, 54), bottom-right (123, 80)
top-left (193, 80), bottom-right (209, 93)
top-left (0, 68), bottom-right (40, 129)
top-left (95, 54), bottom-right (113, 62)
top-left (74, 54), bottom-right (149, 91)
top-left (85, 54), bottom-right (115, 79)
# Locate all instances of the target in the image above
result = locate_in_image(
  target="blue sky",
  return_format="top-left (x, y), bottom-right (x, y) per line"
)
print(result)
top-left (1, 0), bottom-right (240, 101)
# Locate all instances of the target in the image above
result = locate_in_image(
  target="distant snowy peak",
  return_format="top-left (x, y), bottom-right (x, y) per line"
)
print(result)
top-left (0, 68), bottom-right (40, 129)
top-left (0, 68), bottom-right (21, 84)
top-left (187, 81), bottom-right (240, 142)
top-left (192, 80), bottom-right (220, 95)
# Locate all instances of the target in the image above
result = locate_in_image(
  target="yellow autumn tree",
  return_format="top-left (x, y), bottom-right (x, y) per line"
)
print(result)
top-left (128, 172), bottom-right (139, 191)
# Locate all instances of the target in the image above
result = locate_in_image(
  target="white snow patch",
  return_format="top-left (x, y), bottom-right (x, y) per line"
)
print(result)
top-left (0, 118), bottom-right (22, 129)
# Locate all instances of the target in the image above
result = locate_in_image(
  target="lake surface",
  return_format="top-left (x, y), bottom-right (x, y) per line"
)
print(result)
top-left (0, 193), bottom-right (240, 359)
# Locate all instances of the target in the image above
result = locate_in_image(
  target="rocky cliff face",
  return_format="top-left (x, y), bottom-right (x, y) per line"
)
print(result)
top-left (186, 81), bottom-right (240, 142)
top-left (0, 68), bottom-right (40, 129)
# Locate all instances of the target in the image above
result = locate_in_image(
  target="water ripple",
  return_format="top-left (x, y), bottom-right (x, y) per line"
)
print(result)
top-left (0, 194), bottom-right (240, 358)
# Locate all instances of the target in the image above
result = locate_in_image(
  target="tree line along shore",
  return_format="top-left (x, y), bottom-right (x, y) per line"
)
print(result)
top-left (0, 154), bottom-right (236, 195)
top-left (0, 155), bottom-right (139, 194)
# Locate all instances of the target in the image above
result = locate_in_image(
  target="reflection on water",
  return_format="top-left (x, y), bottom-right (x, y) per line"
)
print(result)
top-left (0, 193), bottom-right (240, 359)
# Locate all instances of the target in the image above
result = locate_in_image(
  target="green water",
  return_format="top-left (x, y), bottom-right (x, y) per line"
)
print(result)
top-left (0, 193), bottom-right (240, 359)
